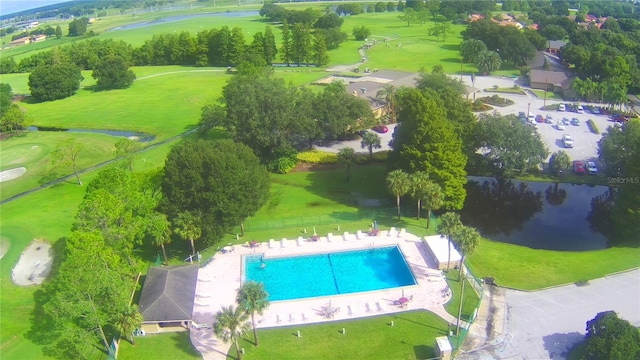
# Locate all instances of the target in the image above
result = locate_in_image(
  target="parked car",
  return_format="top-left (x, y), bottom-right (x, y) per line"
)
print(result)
top-left (372, 125), bottom-right (389, 133)
top-left (556, 121), bottom-right (565, 130)
top-left (577, 105), bottom-right (584, 113)
top-left (518, 111), bottom-right (526, 119)
top-left (545, 115), bottom-right (554, 124)
top-left (573, 161), bottom-right (586, 175)
top-left (562, 134), bottom-right (574, 148)
top-left (535, 114), bottom-right (545, 123)
top-left (558, 104), bottom-right (566, 112)
top-left (527, 113), bottom-right (535, 122)
top-left (571, 118), bottom-right (580, 126)
top-left (562, 117), bottom-right (570, 125)
top-left (591, 107), bottom-right (600, 115)
top-left (612, 114), bottom-right (630, 123)
top-left (586, 161), bottom-right (598, 175)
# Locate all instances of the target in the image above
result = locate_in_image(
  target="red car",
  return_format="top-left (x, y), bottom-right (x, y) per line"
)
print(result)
top-left (535, 114), bottom-right (545, 123)
top-left (372, 125), bottom-right (389, 133)
top-left (573, 161), bottom-right (586, 175)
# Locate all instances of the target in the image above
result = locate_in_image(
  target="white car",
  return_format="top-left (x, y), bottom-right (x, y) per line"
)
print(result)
top-left (556, 121), bottom-right (565, 130)
top-left (562, 134), bottom-right (574, 148)
top-left (586, 161), bottom-right (598, 175)
top-left (558, 104), bottom-right (566, 112)
top-left (577, 105), bottom-right (584, 113)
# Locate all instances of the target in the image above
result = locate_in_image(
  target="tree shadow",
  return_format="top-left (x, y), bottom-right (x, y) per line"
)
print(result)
top-left (542, 332), bottom-right (583, 360)
top-left (440, 44), bottom-right (459, 51)
top-left (413, 344), bottom-right (436, 359)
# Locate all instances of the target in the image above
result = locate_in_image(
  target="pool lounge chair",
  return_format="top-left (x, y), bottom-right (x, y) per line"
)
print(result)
top-left (388, 227), bottom-right (396, 237)
top-left (348, 305), bottom-right (354, 316)
top-left (376, 302), bottom-right (384, 312)
top-left (326, 233), bottom-right (333, 242)
top-left (365, 303), bottom-right (372, 313)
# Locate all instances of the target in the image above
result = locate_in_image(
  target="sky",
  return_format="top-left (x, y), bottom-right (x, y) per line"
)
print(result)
top-left (1, 0), bottom-right (69, 17)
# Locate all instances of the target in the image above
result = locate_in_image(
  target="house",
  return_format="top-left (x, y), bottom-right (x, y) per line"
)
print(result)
top-left (138, 265), bottom-right (199, 334)
top-left (31, 34), bottom-right (46, 43)
top-left (529, 69), bottom-right (574, 93)
top-left (468, 14), bottom-right (484, 22)
top-left (493, 19), bottom-right (523, 29)
top-left (9, 36), bottom-right (31, 46)
top-left (344, 70), bottom-right (419, 119)
top-left (528, 23), bottom-right (539, 30)
top-left (546, 40), bottom-right (567, 54)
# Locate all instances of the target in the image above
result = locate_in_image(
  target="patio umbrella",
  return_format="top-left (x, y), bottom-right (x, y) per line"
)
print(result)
top-left (250, 240), bottom-right (258, 247)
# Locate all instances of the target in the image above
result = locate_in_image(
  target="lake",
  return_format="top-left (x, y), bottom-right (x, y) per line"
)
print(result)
top-left (459, 177), bottom-right (614, 251)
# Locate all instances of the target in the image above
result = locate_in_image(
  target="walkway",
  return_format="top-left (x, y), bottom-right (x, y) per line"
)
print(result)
top-left (190, 229), bottom-right (458, 360)
top-left (456, 269), bottom-right (640, 359)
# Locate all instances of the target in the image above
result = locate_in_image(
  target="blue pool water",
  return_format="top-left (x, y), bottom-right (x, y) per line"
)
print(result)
top-left (244, 246), bottom-right (416, 301)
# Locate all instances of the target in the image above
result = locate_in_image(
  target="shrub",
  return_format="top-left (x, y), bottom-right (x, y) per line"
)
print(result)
top-left (587, 119), bottom-right (599, 134)
top-left (372, 150), bottom-right (389, 162)
top-left (268, 156), bottom-right (298, 174)
top-left (297, 150), bottom-right (338, 164)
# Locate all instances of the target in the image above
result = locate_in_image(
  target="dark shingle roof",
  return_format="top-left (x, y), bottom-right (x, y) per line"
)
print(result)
top-left (138, 265), bottom-right (199, 322)
top-left (530, 69), bottom-right (572, 87)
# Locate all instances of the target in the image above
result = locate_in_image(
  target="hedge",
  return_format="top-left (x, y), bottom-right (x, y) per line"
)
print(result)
top-left (587, 119), bottom-right (600, 134)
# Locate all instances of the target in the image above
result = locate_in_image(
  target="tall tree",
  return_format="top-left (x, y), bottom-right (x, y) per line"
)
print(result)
top-left (312, 32), bottom-right (330, 66)
top-left (51, 139), bottom-right (84, 185)
top-left (376, 84), bottom-right (397, 123)
top-left (437, 212), bottom-right (462, 272)
top-left (477, 113), bottom-right (548, 175)
top-left (55, 25), bottom-right (62, 39)
top-left (236, 281), bottom-right (270, 347)
top-left (0, 104), bottom-right (32, 134)
top-left (173, 211), bottom-right (202, 256)
top-left (409, 171), bottom-right (430, 220)
top-left (213, 305), bottom-right (251, 360)
top-left (161, 139), bottom-right (270, 245)
top-left (262, 26), bottom-right (278, 65)
top-left (114, 138), bottom-right (142, 172)
top-left (548, 150), bottom-right (571, 176)
top-left (337, 147), bottom-right (356, 181)
top-left (146, 211), bottom-right (172, 265)
top-left (28, 63), bottom-right (83, 101)
top-left (422, 181), bottom-right (444, 229)
top-left (291, 23), bottom-right (312, 66)
top-left (228, 27), bottom-right (247, 66)
top-left (92, 55), bottom-right (136, 89)
top-left (115, 305), bottom-right (143, 345)
top-left (584, 311), bottom-right (640, 360)
top-left (475, 50), bottom-right (502, 74)
top-left (313, 81), bottom-right (375, 140)
top-left (452, 225), bottom-right (480, 281)
top-left (280, 19), bottom-right (292, 66)
top-left (459, 39), bottom-right (487, 63)
top-left (361, 132), bottom-right (382, 161)
top-left (386, 170), bottom-right (411, 220)
top-left (389, 88), bottom-right (468, 210)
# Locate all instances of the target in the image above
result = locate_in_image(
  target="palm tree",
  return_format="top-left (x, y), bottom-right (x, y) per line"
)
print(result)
top-left (376, 84), bottom-right (397, 123)
top-left (147, 212), bottom-right (171, 265)
top-left (437, 212), bottom-right (462, 272)
top-left (386, 170), bottom-right (411, 220)
top-left (475, 50), bottom-right (501, 74)
top-left (236, 281), bottom-right (270, 346)
top-left (173, 211), bottom-right (201, 256)
top-left (360, 132), bottom-right (382, 162)
top-left (422, 182), bottom-right (444, 229)
top-left (214, 305), bottom-right (251, 360)
top-left (337, 147), bottom-right (356, 181)
top-left (451, 225), bottom-right (480, 335)
top-left (115, 305), bottom-right (144, 345)
top-left (410, 171), bottom-right (430, 220)
top-left (452, 225), bottom-right (481, 281)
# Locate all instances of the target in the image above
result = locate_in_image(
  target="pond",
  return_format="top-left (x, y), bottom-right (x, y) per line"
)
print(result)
top-left (459, 177), bottom-right (614, 251)
top-left (29, 126), bottom-right (155, 142)
top-left (107, 11), bottom-right (260, 32)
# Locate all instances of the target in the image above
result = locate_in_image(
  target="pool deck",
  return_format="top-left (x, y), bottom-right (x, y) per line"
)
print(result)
top-left (190, 229), bottom-right (457, 360)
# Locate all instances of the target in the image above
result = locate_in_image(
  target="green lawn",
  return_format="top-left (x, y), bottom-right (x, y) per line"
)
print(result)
top-left (530, 89), bottom-right (564, 101)
top-left (484, 87), bottom-right (526, 95)
top-left (117, 333), bottom-right (201, 360)
top-left (225, 310), bottom-right (448, 360)
top-left (0, 132), bottom-right (120, 200)
top-left (444, 270), bottom-right (481, 323)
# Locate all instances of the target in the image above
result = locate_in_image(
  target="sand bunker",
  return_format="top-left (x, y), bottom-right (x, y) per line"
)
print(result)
top-left (0, 167), bottom-right (27, 183)
top-left (12, 239), bottom-right (54, 286)
top-left (0, 237), bottom-right (9, 259)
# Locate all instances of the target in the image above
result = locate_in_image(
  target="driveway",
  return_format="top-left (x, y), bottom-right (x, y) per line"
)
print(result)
top-left (457, 269), bottom-right (640, 359)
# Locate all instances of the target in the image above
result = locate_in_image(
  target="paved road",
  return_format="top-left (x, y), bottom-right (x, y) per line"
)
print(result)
top-left (457, 269), bottom-right (640, 360)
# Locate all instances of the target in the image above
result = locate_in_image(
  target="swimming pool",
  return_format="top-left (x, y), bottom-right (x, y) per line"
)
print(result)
top-left (244, 246), bottom-right (416, 301)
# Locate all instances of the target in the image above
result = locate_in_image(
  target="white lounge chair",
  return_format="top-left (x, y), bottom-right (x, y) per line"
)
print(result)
top-left (269, 239), bottom-right (275, 248)
top-left (327, 233), bottom-right (333, 242)
top-left (356, 230), bottom-right (363, 240)
top-left (398, 228), bottom-right (407, 238)
top-left (343, 232), bottom-right (350, 241)
top-left (388, 227), bottom-right (396, 237)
